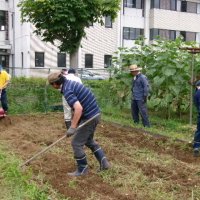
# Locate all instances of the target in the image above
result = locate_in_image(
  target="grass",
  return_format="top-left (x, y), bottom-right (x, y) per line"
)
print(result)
top-left (0, 144), bottom-right (69, 200)
top-left (101, 105), bottom-right (195, 143)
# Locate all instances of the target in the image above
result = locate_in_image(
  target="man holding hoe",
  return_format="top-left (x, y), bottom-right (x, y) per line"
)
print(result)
top-left (48, 71), bottom-right (110, 176)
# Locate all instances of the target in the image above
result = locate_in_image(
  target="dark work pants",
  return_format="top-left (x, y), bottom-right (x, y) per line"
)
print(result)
top-left (71, 115), bottom-right (101, 158)
top-left (193, 113), bottom-right (200, 149)
top-left (131, 100), bottom-right (150, 127)
top-left (1, 89), bottom-right (8, 112)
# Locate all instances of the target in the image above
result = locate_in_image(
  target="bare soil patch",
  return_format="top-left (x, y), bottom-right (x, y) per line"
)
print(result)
top-left (0, 113), bottom-right (200, 200)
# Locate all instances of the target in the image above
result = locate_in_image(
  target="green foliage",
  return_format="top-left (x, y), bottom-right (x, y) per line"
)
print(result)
top-left (7, 77), bottom-right (62, 114)
top-left (18, 0), bottom-right (120, 53)
top-left (112, 37), bottom-right (200, 118)
top-left (0, 146), bottom-right (49, 200)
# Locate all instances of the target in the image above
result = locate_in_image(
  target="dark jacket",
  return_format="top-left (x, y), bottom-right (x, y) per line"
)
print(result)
top-left (132, 73), bottom-right (150, 100)
top-left (194, 89), bottom-right (200, 112)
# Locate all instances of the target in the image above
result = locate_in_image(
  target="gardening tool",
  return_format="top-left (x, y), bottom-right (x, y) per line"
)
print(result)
top-left (20, 113), bottom-right (100, 167)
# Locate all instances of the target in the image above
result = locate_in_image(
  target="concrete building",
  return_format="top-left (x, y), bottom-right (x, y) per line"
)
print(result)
top-left (0, 0), bottom-right (200, 77)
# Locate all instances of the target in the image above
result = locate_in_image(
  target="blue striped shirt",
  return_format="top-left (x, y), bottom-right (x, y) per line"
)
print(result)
top-left (61, 79), bottom-right (100, 119)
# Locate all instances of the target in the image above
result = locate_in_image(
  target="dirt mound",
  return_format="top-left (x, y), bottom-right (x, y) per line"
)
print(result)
top-left (0, 113), bottom-right (200, 200)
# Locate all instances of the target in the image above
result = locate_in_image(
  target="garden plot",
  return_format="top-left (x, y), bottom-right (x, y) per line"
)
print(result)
top-left (0, 113), bottom-right (200, 200)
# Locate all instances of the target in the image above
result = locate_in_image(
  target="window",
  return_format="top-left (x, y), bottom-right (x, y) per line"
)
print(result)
top-left (85, 54), bottom-right (93, 68)
top-left (124, 0), bottom-right (143, 9)
top-left (0, 11), bottom-right (6, 31)
top-left (180, 31), bottom-right (186, 40)
top-left (151, 0), bottom-right (160, 9)
top-left (180, 31), bottom-right (196, 41)
top-left (181, 1), bottom-right (187, 12)
top-left (123, 27), bottom-right (144, 40)
top-left (151, 0), bottom-right (177, 10)
top-left (105, 16), bottom-right (112, 28)
top-left (170, 0), bottom-right (177, 11)
top-left (169, 30), bottom-right (176, 40)
top-left (104, 55), bottom-right (112, 68)
top-left (150, 29), bottom-right (176, 40)
top-left (150, 29), bottom-right (159, 40)
top-left (187, 2), bottom-right (197, 13)
top-left (181, 1), bottom-right (197, 13)
top-left (35, 52), bottom-right (44, 67)
top-left (124, 0), bottom-right (136, 8)
top-left (57, 53), bottom-right (66, 67)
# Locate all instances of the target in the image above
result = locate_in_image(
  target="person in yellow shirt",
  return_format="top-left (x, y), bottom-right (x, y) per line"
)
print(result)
top-left (0, 65), bottom-right (11, 113)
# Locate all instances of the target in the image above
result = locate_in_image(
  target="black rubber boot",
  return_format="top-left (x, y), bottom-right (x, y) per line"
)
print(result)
top-left (68, 155), bottom-right (88, 176)
top-left (94, 148), bottom-right (110, 171)
top-left (65, 121), bottom-right (71, 129)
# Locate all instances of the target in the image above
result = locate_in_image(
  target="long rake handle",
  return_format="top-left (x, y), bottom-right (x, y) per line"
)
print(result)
top-left (20, 113), bottom-right (100, 167)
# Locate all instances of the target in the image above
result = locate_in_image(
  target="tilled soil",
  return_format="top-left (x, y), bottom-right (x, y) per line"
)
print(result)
top-left (0, 113), bottom-right (200, 200)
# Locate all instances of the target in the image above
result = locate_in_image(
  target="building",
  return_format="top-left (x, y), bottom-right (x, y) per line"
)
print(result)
top-left (0, 0), bottom-right (200, 77)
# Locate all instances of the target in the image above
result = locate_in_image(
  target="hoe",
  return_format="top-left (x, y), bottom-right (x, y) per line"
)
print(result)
top-left (20, 113), bottom-right (100, 168)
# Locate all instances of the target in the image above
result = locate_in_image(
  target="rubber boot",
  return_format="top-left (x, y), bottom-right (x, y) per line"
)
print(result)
top-left (65, 121), bottom-right (71, 129)
top-left (93, 148), bottom-right (110, 171)
top-left (68, 155), bottom-right (88, 176)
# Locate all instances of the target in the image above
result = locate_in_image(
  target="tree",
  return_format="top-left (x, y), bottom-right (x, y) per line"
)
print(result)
top-left (18, 0), bottom-right (120, 53)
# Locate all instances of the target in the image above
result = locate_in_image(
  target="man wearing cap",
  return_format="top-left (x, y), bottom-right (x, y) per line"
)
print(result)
top-left (0, 65), bottom-right (10, 114)
top-left (48, 71), bottom-right (110, 176)
top-left (61, 68), bottom-right (82, 129)
top-left (129, 64), bottom-right (150, 127)
top-left (193, 80), bottom-right (200, 156)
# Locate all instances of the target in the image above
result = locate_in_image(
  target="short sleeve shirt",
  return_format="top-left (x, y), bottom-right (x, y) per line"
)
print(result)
top-left (0, 71), bottom-right (10, 88)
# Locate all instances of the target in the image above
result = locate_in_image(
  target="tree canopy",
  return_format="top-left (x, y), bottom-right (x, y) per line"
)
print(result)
top-left (18, 0), bottom-right (120, 53)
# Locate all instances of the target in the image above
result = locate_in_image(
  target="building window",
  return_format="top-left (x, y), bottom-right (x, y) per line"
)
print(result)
top-left (104, 55), bottom-right (112, 68)
top-left (150, 29), bottom-right (176, 40)
top-left (180, 31), bottom-right (196, 41)
top-left (35, 52), bottom-right (44, 67)
top-left (151, 0), bottom-right (160, 9)
top-left (105, 16), bottom-right (112, 28)
top-left (169, 30), bottom-right (176, 40)
top-left (123, 27), bottom-right (144, 40)
top-left (181, 1), bottom-right (197, 13)
top-left (150, 29), bottom-right (159, 40)
top-left (124, 0), bottom-right (143, 9)
top-left (170, 0), bottom-right (177, 11)
top-left (85, 54), bottom-right (93, 68)
top-left (151, 0), bottom-right (177, 10)
top-left (181, 1), bottom-right (187, 12)
top-left (57, 53), bottom-right (66, 67)
top-left (0, 11), bottom-right (6, 31)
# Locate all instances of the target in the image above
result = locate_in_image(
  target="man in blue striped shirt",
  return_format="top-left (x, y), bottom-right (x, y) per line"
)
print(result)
top-left (48, 71), bottom-right (110, 176)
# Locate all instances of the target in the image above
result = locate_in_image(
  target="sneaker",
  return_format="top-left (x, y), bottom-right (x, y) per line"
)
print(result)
top-left (193, 148), bottom-right (200, 157)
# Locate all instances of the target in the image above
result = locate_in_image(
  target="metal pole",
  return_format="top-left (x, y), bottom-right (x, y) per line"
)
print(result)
top-left (189, 53), bottom-right (195, 125)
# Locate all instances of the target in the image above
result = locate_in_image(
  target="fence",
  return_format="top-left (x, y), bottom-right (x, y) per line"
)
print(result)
top-left (6, 67), bottom-right (113, 80)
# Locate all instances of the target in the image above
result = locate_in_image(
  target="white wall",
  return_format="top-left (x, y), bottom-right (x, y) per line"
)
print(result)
top-left (80, 17), bottom-right (119, 69)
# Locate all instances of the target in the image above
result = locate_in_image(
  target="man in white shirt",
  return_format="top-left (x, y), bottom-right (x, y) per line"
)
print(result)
top-left (61, 68), bottom-right (82, 129)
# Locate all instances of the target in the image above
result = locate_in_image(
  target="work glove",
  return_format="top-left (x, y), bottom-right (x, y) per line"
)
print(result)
top-left (66, 127), bottom-right (76, 137)
top-left (143, 96), bottom-right (147, 103)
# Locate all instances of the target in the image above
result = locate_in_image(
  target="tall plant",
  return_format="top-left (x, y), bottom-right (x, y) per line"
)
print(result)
top-left (112, 37), bottom-right (200, 118)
